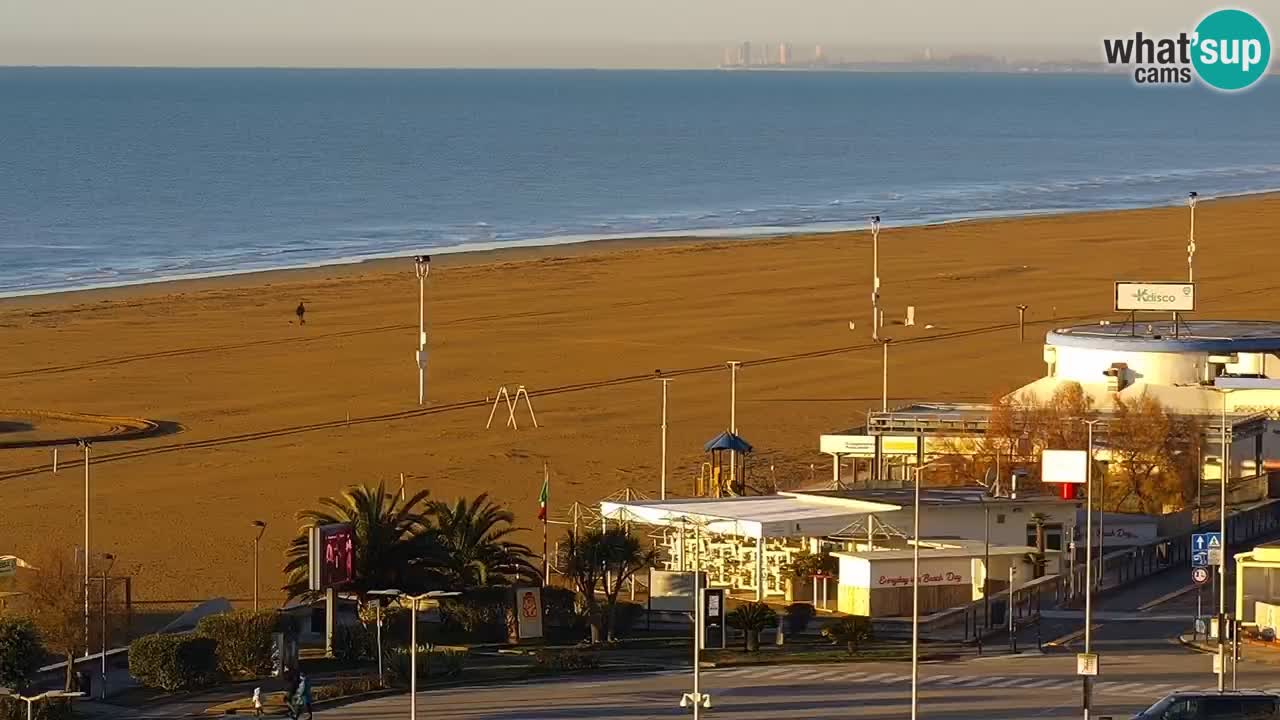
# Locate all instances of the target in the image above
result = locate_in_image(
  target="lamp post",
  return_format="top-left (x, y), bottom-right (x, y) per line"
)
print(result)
top-left (371, 590), bottom-right (460, 720)
top-left (251, 521), bottom-right (266, 611)
top-left (870, 215), bottom-right (881, 341)
top-left (1211, 386), bottom-right (1234, 691)
top-left (367, 589), bottom-right (407, 689)
top-left (680, 518), bottom-right (712, 718)
top-left (660, 377), bottom-right (672, 500)
top-left (908, 459), bottom-right (943, 720)
top-left (414, 255), bottom-right (431, 405)
top-left (78, 439), bottom-right (92, 659)
top-left (0, 689), bottom-right (84, 720)
top-left (98, 553), bottom-right (115, 699)
top-left (1081, 418), bottom-right (1102, 720)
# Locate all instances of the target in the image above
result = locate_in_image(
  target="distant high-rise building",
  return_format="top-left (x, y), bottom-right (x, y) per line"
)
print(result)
top-left (738, 41), bottom-right (752, 67)
top-left (814, 44), bottom-right (826, 64)
top-left (924, 47), bottom-right (933, 62)
top-left (723, 47), bottom-right (734, 67)
top-left (779, 43), bottom-right (791, 65)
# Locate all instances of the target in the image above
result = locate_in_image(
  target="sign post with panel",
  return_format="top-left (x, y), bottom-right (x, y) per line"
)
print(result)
top-left (1114, 282), bottom-right (1196, 312)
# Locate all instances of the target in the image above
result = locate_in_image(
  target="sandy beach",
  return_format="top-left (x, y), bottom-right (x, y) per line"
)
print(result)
top-left (4, 195), bottom-right (1280, 604)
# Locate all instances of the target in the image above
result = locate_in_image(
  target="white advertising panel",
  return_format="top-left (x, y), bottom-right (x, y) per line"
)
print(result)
top-left (819, 434), bottom-right (877, 457)
top-left (1114, 282), bottom-right (1196, 312)
top-left (881, 436), bottom-right (919, 456)
top-left (1042, 449), bottom-right (1088, 484)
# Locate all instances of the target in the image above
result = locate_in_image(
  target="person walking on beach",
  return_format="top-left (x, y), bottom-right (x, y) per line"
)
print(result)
top-left (295, 301), bottom-right (306, 325)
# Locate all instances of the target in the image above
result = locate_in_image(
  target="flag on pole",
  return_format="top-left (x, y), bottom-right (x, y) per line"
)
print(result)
top-left (538, 468), bottom-right (549, 522)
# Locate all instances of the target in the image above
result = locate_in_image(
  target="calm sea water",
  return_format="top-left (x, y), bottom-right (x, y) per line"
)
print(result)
top-left (2, 67), bottom-right (1279, 296)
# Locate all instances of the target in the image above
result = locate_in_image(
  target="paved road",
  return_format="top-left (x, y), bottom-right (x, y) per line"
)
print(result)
top-left (317, 644), bottom-right (1266, 720)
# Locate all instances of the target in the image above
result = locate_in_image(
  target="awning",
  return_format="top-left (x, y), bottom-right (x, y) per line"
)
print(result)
top-left (601, 494), bottom-right (901, 540)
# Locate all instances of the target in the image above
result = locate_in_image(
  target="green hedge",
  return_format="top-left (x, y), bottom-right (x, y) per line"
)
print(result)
top-left (0, 616), bottom-right (42, 693)
top-left (128, 633), bottom-right (220, 691)
top-left (195, 610), bottom-right (278, 679)
top-left (438, 587), bottom-right (511, 642)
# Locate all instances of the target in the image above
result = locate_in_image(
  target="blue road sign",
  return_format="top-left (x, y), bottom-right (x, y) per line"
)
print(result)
top-left (1193, 532), bottom-right (1222, 552)
top-left (1193, 551), bottom-right (1209, 568)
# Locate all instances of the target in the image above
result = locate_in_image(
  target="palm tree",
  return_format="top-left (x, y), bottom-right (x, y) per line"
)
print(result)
top-left (427, 493), bottom-right (539, 591)
top-left (283, 480), bottom-right (441, 601)
top-left (726, 602), bottom-right (778, 651)
top-left (562, 528), bottom-right (657, 642)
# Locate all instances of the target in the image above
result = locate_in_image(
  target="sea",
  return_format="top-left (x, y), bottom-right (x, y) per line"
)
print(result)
top-left (2, 67), bottom-right (1279, 297)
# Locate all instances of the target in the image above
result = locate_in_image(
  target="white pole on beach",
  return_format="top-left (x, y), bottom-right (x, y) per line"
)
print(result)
top-left (414, 255), bottom-right (430, 405)
top-left (660, 377), bottom-right (672, 500)
top-left (881, 339), bottom-right (891, 412)
top-left (871, 215), bottom-right (881, 341)
top-left (727, 361), bottom-right (741, 493)
top-left (79, 439), bottom-right (92, 659)
top-left (1187, 191), bottom-right (1198, 283)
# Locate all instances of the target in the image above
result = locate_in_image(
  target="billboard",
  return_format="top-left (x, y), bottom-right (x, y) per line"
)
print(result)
top-left (1042, 449), bottom-right (1088, 484)
top-left (819, 434), bottom-right (876, 457)
top-left (1114, 282), bottom-right (1195, 312)
top-left (309, 523), bottom-right (355, 592)
top-left (881, 436), bottom-right (919, 456)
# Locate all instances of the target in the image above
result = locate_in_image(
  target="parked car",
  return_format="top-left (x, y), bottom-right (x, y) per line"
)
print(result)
top-left (1127, 691), bottom-right (1279, 719)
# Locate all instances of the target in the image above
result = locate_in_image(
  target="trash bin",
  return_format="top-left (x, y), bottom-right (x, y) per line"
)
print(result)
top-left (77, 670), bottom-right (92, 696)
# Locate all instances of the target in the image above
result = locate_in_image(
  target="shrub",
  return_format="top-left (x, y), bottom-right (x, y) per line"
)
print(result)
top-left (0, 697), bottom-right (72, 720)
top-left (129, 633), bottom-right (220, 691)
top-left (439, 587), bottom-right (511, 642)
top-left (195, 610), bottom-right (278, 679)
top-left (821, 615), bottom-right (872, 655)
top-left (783, 603), bottom-right (817, 635)
top-left (311, 676), bottom-right (383, 702)
top-left (332, 622), bottom-right (372, 663)
top-left (532, 648), bottom-right (600, 672)
top-left (0, 616), bottom-right (42, 692)
top-left (542, 586), bottom-right (585, 642)
top-left (609, 601), bottom-right (645, 638)
top-left (726, 602), bottom-right (778, 652)
top-left (382, 645), bottom-right (469, 686)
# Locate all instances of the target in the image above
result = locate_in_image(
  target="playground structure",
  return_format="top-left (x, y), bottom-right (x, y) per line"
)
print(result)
top-left (696, 431), bottom-right (752, 497)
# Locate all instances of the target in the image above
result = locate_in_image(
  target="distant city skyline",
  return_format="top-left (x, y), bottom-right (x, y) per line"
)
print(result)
top-left (0, 1), bottom-right (1268, 69)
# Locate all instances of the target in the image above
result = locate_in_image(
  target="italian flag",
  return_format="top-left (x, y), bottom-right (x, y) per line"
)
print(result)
top-left (537, 474), bottom-right (549, 522)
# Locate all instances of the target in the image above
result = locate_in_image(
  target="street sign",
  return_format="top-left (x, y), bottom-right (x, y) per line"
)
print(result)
top-left (1193, 567), bottom-right (1210, 585)
top-left (1193, 533), bottom-right (1223, 566)
top-left (1077, 653), bottom-right (1099, 676)
top-left (1195, 618), bottom-right (1207, 634)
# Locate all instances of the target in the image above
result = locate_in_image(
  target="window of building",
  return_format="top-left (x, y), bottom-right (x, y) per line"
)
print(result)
top-left (996, 514), bottom-right (1005, 524)
top-left (1027, 523), bottom-right (1064, 551)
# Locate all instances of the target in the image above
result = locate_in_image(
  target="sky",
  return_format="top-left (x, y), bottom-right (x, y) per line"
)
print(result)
top-left (0, 0), bottom-right (1269, 68)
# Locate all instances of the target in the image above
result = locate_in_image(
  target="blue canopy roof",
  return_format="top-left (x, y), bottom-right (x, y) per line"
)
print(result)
top-left (704, 431), bottom-right (753, 454)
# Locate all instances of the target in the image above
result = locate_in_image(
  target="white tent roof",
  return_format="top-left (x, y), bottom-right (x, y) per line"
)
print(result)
top-left (600, 494), bottom-right (902, 540)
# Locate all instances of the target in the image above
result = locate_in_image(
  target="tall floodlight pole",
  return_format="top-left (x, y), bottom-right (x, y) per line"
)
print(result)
top-left (1081, 418), bottom-right (1101, 720)
top-left (870, 215), bottom-right (882, 341)
top-left (251, 521), bottom-right (267, 611)
top-left (660, 378), bottom-right (672, 500)
top-left (78, 439), bottom-right (92, 658)
top-left (680, 519), bottom-right (711, 717)
top-left (1187, 192), bottom-right (1198, 283)
top-left (908, 461), bottom-right (940, 720)
top-left (414, 255), bottom-right (431, 405)
top-left (395, 590), bottom-right (460, 720)
top-left (727, 362), bottom-right (741, 492)
top-left (1214, 387), bottom-right (1233, 691)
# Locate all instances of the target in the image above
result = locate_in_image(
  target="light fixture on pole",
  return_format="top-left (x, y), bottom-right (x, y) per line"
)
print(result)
top-left (870, 215), bottom-right (881, 341)
top-left (908, 459), bottom-right (943, 720)
top-left (98, 553), bottom-right (115, 700)
top-left (371, 589), bottom-right (461, 720)
top-left (1211, 386), bottom-right (1234, 691)
top-left (1083, 420), bottom-right (1101, 720)
top-left (251, 521), bottom-right (267, 612)
top-left (660, 377), bottom-right (672, 500)
top-left (1187, 192), bottom-right (1198, 283)
top-left (0, 688), bottom-right (84, 720)
top-left (413, 255), bottom-right (431, 406)
top-left (77, 439), bottom-right (92, 659)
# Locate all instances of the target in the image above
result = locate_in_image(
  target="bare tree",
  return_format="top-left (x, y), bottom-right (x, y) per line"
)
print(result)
top-left (1107, 392), bottom-right (1202, 514)
top-left (21, 549), bottom-right (86, 691)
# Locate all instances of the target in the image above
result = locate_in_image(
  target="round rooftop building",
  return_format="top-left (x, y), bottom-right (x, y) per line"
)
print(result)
top-left (1044, 320), bottom-right (1280, 388)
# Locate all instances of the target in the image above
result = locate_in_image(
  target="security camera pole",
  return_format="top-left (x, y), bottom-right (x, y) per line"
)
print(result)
top-left (251, 521), bottom-right (267, 611)
top-left (1187, 191), bottom-right (1198, 283)
top-left (1016, 305), bottom-right (1028, 342)
top-left (414, 255), bottom-right (431, 405)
